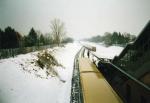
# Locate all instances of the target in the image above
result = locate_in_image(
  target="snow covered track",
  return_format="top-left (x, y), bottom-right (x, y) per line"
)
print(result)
top-left (0, 43), bottom-right (81, 103)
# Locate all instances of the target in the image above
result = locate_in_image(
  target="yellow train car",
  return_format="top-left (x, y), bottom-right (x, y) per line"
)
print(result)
top-left (78, 58), bottom-right (123, 103)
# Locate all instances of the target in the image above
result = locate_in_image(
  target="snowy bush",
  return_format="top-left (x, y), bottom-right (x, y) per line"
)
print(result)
top-left (36, 50), bottom-right (63, 77)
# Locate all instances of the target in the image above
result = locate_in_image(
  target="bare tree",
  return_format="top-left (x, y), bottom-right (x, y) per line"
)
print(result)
top-left (50, 18), bottom-right (66, 46)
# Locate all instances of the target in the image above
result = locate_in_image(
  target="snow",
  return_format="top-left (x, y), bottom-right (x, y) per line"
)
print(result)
top-left (0, 43), bottom-right (81, 103)
top-left (0, 41), bottom-right (123, 103)
top-left (81, 41), bottom-right (124, 59)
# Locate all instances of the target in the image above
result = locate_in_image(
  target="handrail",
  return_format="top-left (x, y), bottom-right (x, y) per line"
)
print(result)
top-left (91, 52), bottom-right (112, 62)
top-left (109, 62), bottom-right (150, 91)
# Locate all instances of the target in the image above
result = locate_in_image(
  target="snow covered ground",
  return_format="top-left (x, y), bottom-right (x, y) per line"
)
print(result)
top-left (81, 41), bottom-right (124, 59)
top-left (0, 43), bottom-right (81, 103)
top-left (0, 42), bottom-right (123, 103)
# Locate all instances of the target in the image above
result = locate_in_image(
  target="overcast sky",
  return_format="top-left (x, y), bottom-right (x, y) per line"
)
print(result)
top-left (0, 0), bottom-right (150, 40)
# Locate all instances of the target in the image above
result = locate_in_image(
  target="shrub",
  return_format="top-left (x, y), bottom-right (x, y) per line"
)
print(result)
top-left (36, 50), bottom-right (63, 76)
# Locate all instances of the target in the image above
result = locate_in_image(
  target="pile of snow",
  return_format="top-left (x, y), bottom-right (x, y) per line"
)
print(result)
top-left (0, 42), bottom-right (81, 103)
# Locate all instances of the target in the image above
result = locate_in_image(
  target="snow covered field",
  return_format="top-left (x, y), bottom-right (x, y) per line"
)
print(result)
top-left (0, 43), bottom-right (81, 103)
top-left (81, 42), bottom-right (124, 59)
top-left (0, 42), bottom-right (123, 103)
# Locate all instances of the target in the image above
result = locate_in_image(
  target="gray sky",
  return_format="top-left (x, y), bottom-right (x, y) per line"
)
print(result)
top-left (0, 0), bottom-right (150, 40)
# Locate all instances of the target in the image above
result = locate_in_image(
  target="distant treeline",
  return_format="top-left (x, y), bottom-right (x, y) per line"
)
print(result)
top-left (0, 26), bottom-right (73, 49)
top-left (85, 32), bottom-right (136, 46)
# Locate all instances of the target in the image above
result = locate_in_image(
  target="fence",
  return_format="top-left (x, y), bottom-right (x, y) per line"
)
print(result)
top-left (0, 44), bottom-right (57, 59)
